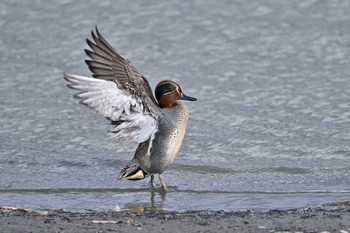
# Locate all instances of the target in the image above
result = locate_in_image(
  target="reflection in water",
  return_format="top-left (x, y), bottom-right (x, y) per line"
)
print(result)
top-left (122, 189), bottom-right (167, 212)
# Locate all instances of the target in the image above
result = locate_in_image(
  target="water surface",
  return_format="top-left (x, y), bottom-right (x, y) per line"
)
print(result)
top-left (1, 0), bottom-right (350, 212)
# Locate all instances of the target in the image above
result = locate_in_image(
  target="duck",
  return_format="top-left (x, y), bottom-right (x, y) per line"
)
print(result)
top-left (63, 27), bottom-right (196, 191)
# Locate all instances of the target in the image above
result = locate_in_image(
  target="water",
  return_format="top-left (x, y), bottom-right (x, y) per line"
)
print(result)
top-left (1, 0), bottom-right (350, 212)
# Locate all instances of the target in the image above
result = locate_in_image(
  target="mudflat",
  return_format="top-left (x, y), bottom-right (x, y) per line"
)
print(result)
top-left (1, 203), bottom-right (349, 233)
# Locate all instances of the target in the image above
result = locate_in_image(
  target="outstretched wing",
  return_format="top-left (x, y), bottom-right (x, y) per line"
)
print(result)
top-left (64, 27), bottom-right (162, 143)
top-left (64, 74), bottom-right (158, 143)
top-left (85, 26), bottom-right (160, 117)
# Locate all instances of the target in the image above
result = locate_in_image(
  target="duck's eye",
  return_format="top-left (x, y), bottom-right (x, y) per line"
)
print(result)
top-left (155, 83), bottom-right (176, 100)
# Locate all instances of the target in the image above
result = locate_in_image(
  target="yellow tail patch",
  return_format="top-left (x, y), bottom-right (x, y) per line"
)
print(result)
top-left (127, 169), bottom-right (146, 180)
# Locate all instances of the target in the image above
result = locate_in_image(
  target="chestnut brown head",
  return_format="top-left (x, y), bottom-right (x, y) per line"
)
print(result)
top-left (155, 80), bottom-right (197, 108)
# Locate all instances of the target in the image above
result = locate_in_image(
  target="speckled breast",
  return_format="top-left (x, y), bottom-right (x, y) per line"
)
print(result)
top-left (148, 103), bottom-right (190, 174)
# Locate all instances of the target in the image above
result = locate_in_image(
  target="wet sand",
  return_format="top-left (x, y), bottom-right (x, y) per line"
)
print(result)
top-left (1, 202), bottom-right (350, 233)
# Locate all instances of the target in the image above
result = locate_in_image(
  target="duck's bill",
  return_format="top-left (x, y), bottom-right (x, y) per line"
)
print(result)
top-left (179, 92), bottom-right (197, 101)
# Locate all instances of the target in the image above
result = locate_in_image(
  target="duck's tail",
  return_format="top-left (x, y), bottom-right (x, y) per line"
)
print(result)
top-left (117, 158), bottom-right (149, 181)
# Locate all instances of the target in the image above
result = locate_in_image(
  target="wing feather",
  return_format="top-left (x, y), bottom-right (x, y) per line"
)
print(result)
top-left (64, 74), bottom-right (159, 143)
top-left (64, 27), bottom-right (163, 143)
top-left (85, 26), bottom-right (160, 118)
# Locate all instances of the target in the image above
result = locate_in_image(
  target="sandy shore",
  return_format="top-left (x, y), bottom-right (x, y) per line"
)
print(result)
top-left (1, 202), bottom-right (350, 233)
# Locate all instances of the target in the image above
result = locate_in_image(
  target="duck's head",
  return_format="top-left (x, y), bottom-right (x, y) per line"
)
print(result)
top-left (155, 80), bottom-right (197, 108)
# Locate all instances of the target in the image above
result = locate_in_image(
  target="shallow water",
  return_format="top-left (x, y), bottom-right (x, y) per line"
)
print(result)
top-left (1, 0), bottom-right (350, 212)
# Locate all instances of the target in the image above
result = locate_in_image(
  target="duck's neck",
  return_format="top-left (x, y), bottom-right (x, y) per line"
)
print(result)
top-left (158, 92), bottom-right (179, 108)
top-left (159, 100), bottom-right (179, 108)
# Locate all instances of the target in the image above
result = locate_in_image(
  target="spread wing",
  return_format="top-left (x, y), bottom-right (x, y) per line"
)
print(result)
top-left (64, 27), bottom-right (162, 143)
top-left (85, 26), bottom-right (160, 117)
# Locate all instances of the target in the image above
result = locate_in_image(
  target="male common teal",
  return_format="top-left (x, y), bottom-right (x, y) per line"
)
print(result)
top-left (64, 27), bottom-right (196, 191)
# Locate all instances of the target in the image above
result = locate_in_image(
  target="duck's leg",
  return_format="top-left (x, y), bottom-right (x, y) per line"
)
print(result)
top-left (158, 174), bottom-right (168, 192)
top-left (150, 175), bottom-right (156, 188)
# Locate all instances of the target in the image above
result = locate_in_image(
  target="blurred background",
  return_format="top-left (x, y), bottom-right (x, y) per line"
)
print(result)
top-left (0, 0), bottom-right (350, 212)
